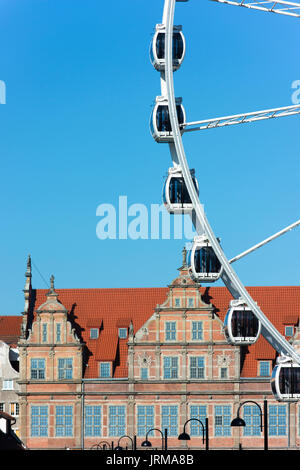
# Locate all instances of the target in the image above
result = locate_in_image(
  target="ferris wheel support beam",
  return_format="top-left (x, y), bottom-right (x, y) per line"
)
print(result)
top-left (229, 219), bottom-right (300, 264)
top-left (163, 0), bottom-right (300, 363)
top-left (210, 0), bottom-right (300, 18)
top-left (183, 105), bottom-right (300, 132)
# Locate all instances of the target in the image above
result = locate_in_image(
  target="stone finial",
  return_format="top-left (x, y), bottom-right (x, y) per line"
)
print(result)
top-left (23, 254), bottom-right (32, 315)
top-left (50, 275), bottom-right (55, 291)
top-left (47, 274), bottom-right (58, 300)
top-left (182, 246), bottom-right (187, 268)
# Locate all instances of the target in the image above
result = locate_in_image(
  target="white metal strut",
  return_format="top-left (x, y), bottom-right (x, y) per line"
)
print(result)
top-left (183, 105), bottom-right (300, 132)
top-left (230, 219), bottom-right (300, 263)
top-left (161, 0), bottom-right (300, 364)
top-left (210, 0), bottom-right (300, 18)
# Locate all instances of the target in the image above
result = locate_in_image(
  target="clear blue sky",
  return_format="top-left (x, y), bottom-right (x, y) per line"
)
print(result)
top-left (0, 0), bottom-right (299, 315)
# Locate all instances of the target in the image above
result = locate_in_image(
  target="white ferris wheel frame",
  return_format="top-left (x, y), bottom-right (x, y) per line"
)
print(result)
top-left (158, 0), bottom-right (300, 365)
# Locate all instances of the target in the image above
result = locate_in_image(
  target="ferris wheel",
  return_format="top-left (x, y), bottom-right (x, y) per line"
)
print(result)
top-left (150, 0), bottom-right (300, 401)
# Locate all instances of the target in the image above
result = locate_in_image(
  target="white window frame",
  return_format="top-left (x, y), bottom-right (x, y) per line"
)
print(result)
top-left (2, 380), bottom-right (14, 391)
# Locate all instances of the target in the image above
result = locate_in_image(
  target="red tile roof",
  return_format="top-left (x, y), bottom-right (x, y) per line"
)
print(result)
top-left (0, 316), bottom-right (22, 345)
top-left (2, 284), bottom-right (300, 379)
top-left (32, 288), bottom-right (168, 378)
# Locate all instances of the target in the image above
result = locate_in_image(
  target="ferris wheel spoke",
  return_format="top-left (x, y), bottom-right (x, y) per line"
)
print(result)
top-left (229, 220), bottom-right (300, 264)
top-left (210, 0), bottom-right (300, 18)
top-left (182, 104), bottom-right (300, 132)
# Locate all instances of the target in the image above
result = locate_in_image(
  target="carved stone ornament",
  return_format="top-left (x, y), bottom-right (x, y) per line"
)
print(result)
top-left (217, 353), bottom-right (232, 367)
top-left (137, 352), bottom-right (152, 367)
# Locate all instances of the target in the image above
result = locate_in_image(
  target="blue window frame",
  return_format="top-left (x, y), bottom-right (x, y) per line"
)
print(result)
top-left (137, 406), bottom-right (154, 436)
top-left (141, 367), bottom-right (148, 380)
top-left (190, 356), bottom-right (205, 379)
top-left (108, 406), bottom-right (126, 437)
top-left (269, 405), bottom-right (287, 436)
top-left (190, 405), bottom-right (207, 436)
top-left (56, 323), bottom-right (61, 343)
top-left (165, 322), bottom-right (176, 341)
top-left (163, 356), bottom-right (178, 379)
top-left (285, 326), bottom-right (294, 337)
top-left (55, 406), bottom-right (73, 437)
top-left (214, 406), bottom-right (231, 436)
top-left (42, 323), bottom-right (47, 343)
top-left (118, 328), bottom-right (127, 339)
top-left (30, 359), bottom-right (45, 380)
top-left (90, 328), bottom-right (99, 339)
top-left (259, 361), bottom-right (270, 377)
top-left (85, 406), bottom-right (102, 437)
top-left (243, 405), bottom-right (261, 436)
top-left (58, 358), bottom-right (73, 380)
top-left (192, 321), bottom-right (203, 341)
top-left (161, 406), bottom-right (178, 436)
top-left (31, 406), bottom-right (48, 437)
top-left (100, 362), bottom-right (111, 378)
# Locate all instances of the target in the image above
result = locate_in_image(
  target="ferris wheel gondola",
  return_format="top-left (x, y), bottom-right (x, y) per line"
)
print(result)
top-left (187, 235), bottom-right (223, 282)
top-left (150, 96), bottom-right (186, 143)
top-left (163, 167), bottom-right (199, 213)
top-left (271, 355), bottom-right (300, 402)
top-left (150, 24), bottom-right (186, 72)
top-left (223, 299), bottom-right (261, 345)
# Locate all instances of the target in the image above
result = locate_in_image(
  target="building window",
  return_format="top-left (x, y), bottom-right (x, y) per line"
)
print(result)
top-left (58, 358), bottom-right (73, 380)
top-left (285, 326), bottom-right (294, 337)
top-left (190, 405), bottom-right (207, 436)
top-left (161, 405), bottom-right (178, 436)
top-left (30, 359), bottom-right (45, 380)
top-left (108, 406), bottom-right (126, 437)
top-left (56, 323), bottom-right (62, 343)
top-left (2, 379), bottom-right (14, 390)
top-left (163, 357), bottom-right (178, 379)
top-left (0, 403), bottom-right (5, 412)
top-left (137, 406), bottom-right (154, 437)
top-left (118, 328), bottom-right (127, 339)
top-left (259, 361), bottom-right (270, 377)
top-left (100, 362), bottom-right (111, 378)
top-left (190, 356), bottom-right (205, 379)
top-left (165, 322), bottom-right (176, 341)
top-left (90, 328), bottom-right (99, 339)
top-left (220, 367), bottom-right (228, 379)
top-left (188, 298), bottom-right (194, 308)
top-left (174, 298), bottom-right (181, 307)
top-left (31, 406), bottom-right (48, 437)
top-left (191, 321), bottom-right (203, 341)
top-left (85, 406), bottom-right (102, 437)
top-left (10, 403), bottom-right (19, 417)
top-left (269, 405), bottom-right (287, 436)
top-left (55, 406), bottom-right (73, 437)
top-left (141, 367), bottom-right (148, 380)
top-left (243, 405), bottom-right (261, 436)
top-left (214, 406), bottom-right (231, 437)
top-left (42, 323), bottom-right (47, 343)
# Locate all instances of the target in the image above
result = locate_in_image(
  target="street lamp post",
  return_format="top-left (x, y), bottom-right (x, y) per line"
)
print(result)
top-left (141, 428), bottom-right (168, 450)
top-left (231, 400), bottom-right (268, 451)
top-left (178, 418), bottom-right (209, 451)
top-left (114, 435), bottom-right (136, 451)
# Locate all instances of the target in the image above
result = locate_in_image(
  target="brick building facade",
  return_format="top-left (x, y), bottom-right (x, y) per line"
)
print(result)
top-left (1, 252), bottom-right (300, 450)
